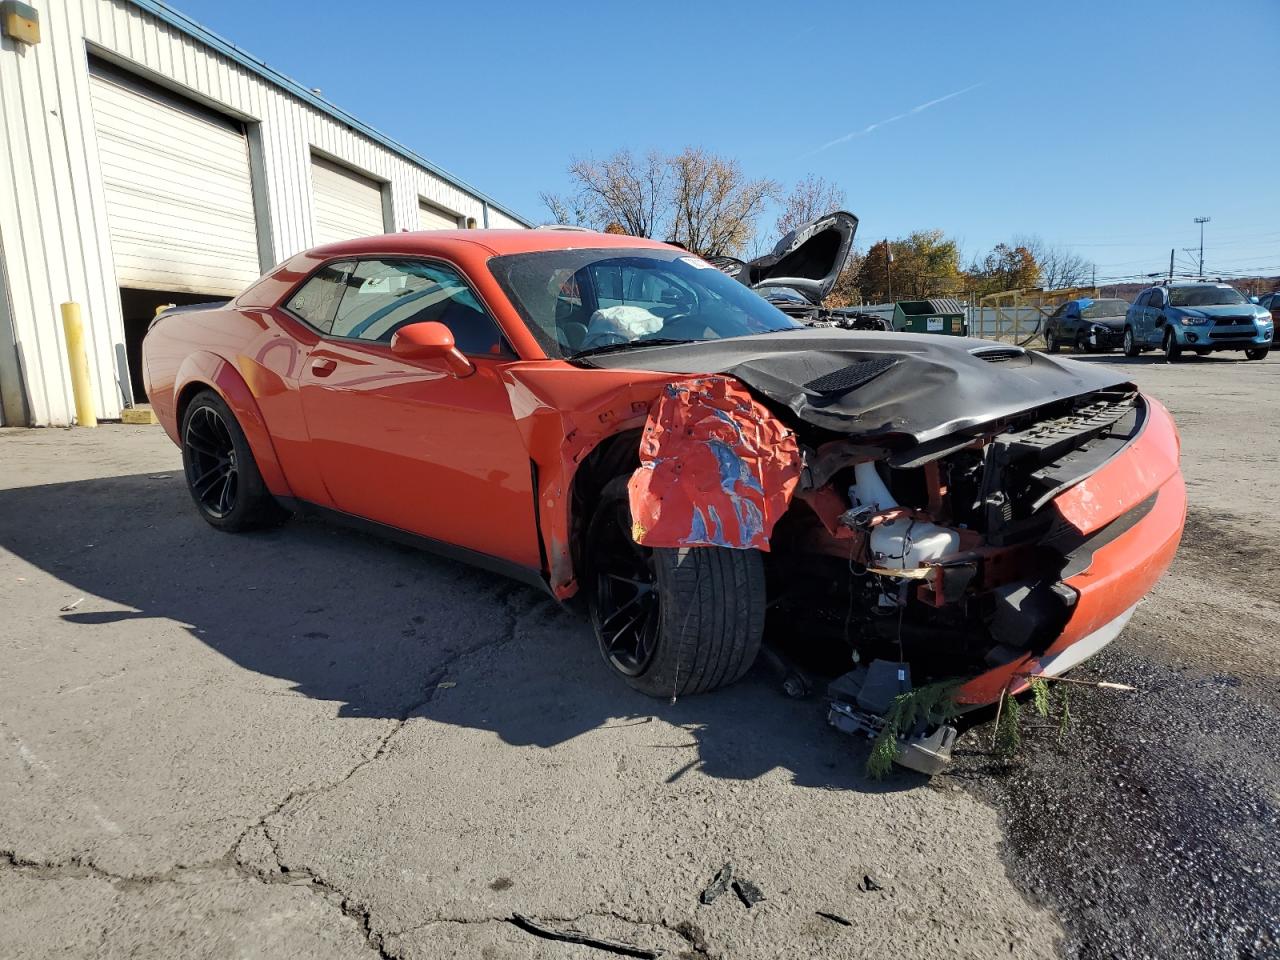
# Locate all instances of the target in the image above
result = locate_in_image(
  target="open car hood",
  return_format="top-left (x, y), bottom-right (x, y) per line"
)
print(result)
top-left (581, 328), bottom-right (1132, 444)
top-left (749, 211), bottom-right (858, 304)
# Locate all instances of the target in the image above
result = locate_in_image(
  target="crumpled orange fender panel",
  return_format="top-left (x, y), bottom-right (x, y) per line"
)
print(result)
top-left (174, 351), bottom-right (293, 499)
top-left (628, 377), bottom-right (801, 551)
top-left (501, 363), bottom-right (675, 598)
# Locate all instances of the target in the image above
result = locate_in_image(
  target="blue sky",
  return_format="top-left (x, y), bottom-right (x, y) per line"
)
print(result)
top-left (175, 0), bottom-right (1280, 281)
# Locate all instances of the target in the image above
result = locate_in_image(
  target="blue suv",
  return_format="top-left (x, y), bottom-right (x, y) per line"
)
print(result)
top-left (1122, 282), bottom-right (1273, 361)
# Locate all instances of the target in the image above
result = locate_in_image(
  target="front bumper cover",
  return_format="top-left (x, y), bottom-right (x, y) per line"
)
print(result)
top-left (954, 394), bottom-right (1185, 707)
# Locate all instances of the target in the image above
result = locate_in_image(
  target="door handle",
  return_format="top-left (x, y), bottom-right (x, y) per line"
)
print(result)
top-left (311, 357), bottom-right (338, 377)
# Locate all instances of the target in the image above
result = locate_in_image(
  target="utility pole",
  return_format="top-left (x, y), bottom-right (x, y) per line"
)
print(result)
top-left (885, 239), bottom-right (894, 303)
top-left (1194, 216), bottom-right (1210, 276)
top-left (1169, 248), bottom-right (1174, 280)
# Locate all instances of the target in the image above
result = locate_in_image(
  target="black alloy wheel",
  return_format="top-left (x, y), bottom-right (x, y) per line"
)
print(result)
top-left (184, 404), bottom-right (239, 519)
top-left (180, 389), bottom-right (285, 531)
top-left (589, 492), bottom-right (661, 677)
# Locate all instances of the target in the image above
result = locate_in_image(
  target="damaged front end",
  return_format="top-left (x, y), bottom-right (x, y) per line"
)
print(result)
top-left (605, 336), bottom-right (1185, 774)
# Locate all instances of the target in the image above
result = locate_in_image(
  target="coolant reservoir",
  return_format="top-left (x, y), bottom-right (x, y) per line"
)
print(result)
top-left (850, 461), bottom-right (960, 568)
top-left (869, 516), bottom-right (960, 569)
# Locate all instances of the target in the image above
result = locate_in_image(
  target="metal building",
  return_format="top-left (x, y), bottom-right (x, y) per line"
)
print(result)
top-left (0, 0), bottom-right (530, 427)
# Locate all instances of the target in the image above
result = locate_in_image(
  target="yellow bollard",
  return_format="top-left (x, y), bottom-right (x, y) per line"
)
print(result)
top-left (60, 302), bottom-right (97, 428)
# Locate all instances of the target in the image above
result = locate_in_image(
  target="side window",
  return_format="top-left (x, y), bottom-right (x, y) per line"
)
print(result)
top-left (331, 258), bottom-right (506, 355)
top-left (285, 260), bottom-right (355, 332)
top-left (1135, 291), bottom-right (1151, 308)
top-left (1149, 289), bottom-right (1165, 309)
top-left (1049, 304), bottom-right (1068, 319)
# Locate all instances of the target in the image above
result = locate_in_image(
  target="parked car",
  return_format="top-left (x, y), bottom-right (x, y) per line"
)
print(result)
top-left (144, 228), bottom-right (1185, 773)
top-left (1257, 292), bottom-right (1280, 337)
top-left (1043, 298), bottom-right (1130, 353)
top-left (1122, 282), bottom-right (1272, 360)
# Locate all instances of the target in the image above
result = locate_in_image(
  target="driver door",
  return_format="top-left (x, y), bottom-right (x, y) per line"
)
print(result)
top-left (295, 257), bottom-right (541, 570)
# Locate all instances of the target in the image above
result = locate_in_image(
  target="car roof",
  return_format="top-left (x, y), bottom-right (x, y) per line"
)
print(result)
top-left (305, 228), bottom-right (676, 260)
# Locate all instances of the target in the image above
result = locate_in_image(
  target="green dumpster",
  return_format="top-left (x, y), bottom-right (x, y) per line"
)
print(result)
top-left (892, 299), bottom-right (966, 336)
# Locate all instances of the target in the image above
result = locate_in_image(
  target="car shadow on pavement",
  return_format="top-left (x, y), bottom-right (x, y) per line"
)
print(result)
top-left (0, 471), bottom-right (912, 794)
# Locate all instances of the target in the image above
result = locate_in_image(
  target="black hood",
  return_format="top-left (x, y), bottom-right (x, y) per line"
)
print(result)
top-left (582, 329), bottom-right (1131, 443)
top-left (709, 212), bottom-right (859, 305)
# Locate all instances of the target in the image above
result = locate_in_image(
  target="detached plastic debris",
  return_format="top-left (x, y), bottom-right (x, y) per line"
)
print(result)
top-left (858, 875), bottom-right (883, 893)
top-left (827, 662), bottom-right (958, 776)
top-left (509, 914), bottom-right (664, 959)
top-left (699, 863), bottom-right (733, 905)
top-left (732, 876), bottom-right (765, 908)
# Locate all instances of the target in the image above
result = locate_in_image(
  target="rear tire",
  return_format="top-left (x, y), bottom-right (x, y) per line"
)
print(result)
top-left (1245, 348), bottom-right (1269, 361)
top-left (1163, 329), bottom-right (1183, 362)
top-left (181, 390), bottom-right (286, 532)
top-left (585, 476), bottom-right (765, 698)
top-left (1045, 329), bottom-right (1060, 353)
top-left (1123, 327), bottom-right (1140, 357)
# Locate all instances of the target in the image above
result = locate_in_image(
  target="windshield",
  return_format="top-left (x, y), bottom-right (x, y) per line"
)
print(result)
top-left (1080, 299), bottom-right (1129, 319)
top-left (1168, 286), bottom-right (1247, 307)
top-left (488, 248), bottom-right (802, 358)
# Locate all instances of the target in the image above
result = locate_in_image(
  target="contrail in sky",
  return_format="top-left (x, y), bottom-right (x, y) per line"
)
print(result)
top-left (804, 82), bottom-right (984, 157)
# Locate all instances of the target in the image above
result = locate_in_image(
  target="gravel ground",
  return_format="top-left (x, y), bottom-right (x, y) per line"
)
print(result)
top-left (0, 349), bottom-right (1276, 959)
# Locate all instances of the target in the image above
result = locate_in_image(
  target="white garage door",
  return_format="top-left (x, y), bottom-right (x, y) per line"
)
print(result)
top-left (88, 63), bottom-right (261, 297)
top-left (311, 156), bottom-right (386, 245)
top-left (418, 200), bottom-right (460, 231)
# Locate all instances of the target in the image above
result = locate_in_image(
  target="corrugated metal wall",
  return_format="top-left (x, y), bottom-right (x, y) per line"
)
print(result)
top-left (0, 0), bottom-right (528, 426)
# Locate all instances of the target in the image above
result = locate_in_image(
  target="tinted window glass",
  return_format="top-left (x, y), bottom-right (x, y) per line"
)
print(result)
top-left (1149, 289), bottom-right (1165, 308)
top-left (1080, 299), bottom-right (1130, 319)
top-left (1167, 285), bottom-right (1248, 307)
top-left (332, 258), bottom-right (505, 354)
top-left (286, 260), bottom-right (355, 331)
top-left (489, 248), bottom-right (802, 358)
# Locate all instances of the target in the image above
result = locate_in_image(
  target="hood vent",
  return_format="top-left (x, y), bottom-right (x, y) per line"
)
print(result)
top-left (971, 347), bottom-right (1025, 363)
top-left (803, 356), bottom-right (898, 395)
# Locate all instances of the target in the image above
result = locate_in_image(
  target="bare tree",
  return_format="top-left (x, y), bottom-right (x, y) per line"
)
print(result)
top-left (539, 191), bottom-right (587, 226)
top-left (776, 175), bottom-right (847, 237)
top-left (559, 149), bottom-right (669, 237)
top-left (1013, 235), bottom-right (1095, 290)
top-left (668, 147), bottom-right (779, 257)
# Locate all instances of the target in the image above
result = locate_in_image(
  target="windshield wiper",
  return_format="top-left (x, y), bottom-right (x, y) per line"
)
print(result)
top-left (570, 338), bottom-right (701, 360)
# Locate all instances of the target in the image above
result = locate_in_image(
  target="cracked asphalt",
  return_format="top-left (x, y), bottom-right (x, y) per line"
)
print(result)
top-left (2, 350), bottom-right (1276, 959)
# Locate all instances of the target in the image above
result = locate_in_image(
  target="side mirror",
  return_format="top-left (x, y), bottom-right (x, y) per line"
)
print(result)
top-left (390, 321), bottom-right (475, 377)
top-left (1249, 295), bottom-right (1259, 304)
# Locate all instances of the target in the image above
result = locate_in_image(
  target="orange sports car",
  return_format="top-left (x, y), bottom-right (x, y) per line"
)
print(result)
top-left (144, 221), bottom-right (1185, 772)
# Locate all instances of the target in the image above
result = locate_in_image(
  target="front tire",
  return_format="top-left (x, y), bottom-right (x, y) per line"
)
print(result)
top-left (1163, 329), bottom-right (1183, 362)
top-left (181, 390), bottom-right (285, 531)
top-left (1045, 329), bottom-right (1060, 353)
top-left (1245, 348), bottom-right (1270, 361)
top-left (585, 476), bottom-right (765, 698)
top-left (1123, 327), bottom-right (1140, 357)
top-left (1075, 331), bottom-right (1092, 353)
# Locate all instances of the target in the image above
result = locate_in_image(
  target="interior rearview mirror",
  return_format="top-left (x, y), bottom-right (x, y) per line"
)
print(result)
top-left (390, 321), bottom-right (475, 377)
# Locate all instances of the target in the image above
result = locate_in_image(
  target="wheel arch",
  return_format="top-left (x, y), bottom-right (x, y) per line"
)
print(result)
top-left (567, 427), bottom-right (645, 592)
top-left (174, 352), bottom-right (294, 498)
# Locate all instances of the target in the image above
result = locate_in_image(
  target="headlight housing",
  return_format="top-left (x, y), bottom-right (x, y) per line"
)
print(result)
top-left (1178, 313), bottom-right (1210, 326)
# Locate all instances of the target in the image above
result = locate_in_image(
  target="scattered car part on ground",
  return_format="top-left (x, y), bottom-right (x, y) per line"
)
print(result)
top-left (144, 225), bottom-right (1186, 776)
top-left (1122, 281), bottom-right (1272, 360)
top-left (509, 914), bottom-right (664, 959)
top-left (699, 863), bottom-right (734, 905)
top-left (1043, 297), bottom-right (1130, 353)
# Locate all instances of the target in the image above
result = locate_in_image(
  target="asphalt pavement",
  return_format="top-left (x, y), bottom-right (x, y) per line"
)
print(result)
top-left (1, 349), bottom-right (1276, 959)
